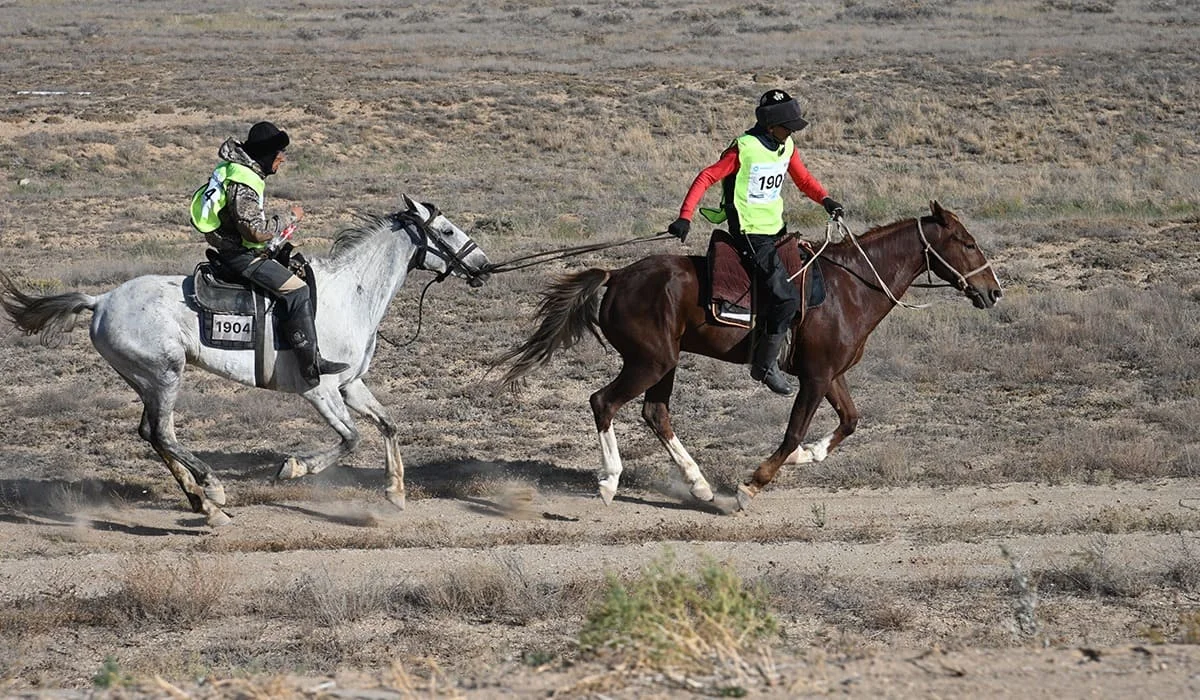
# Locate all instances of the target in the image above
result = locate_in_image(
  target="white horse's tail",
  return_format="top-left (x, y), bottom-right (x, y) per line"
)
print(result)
top-left (0, 270), bottom-right (98, 346)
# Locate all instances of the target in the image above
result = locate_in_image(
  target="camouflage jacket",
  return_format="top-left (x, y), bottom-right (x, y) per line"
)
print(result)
top-left (203, 138), bottom-right (296, 255)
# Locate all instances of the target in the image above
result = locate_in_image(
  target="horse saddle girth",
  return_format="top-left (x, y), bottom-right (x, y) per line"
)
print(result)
top-left (705, 229), bottom-right (826, 329)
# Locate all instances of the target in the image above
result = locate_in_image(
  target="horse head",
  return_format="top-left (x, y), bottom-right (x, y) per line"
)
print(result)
top-left (921, 201), bottom-right (1003, 309)
top-left (397, 194), bottom-right (492, 288)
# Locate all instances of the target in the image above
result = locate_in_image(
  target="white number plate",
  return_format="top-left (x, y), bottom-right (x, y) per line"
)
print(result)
top-left (212, 314), bottom-right (253, 343)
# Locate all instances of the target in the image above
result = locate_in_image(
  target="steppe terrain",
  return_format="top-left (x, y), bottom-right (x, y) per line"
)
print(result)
top-left (1, 0), bottom-right (1198, 697)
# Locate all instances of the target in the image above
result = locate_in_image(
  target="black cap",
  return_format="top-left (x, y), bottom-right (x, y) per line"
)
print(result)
top-left (755, 90), bottom-right (808, 133)
top-left (242, 121), bottom-right (290, 160)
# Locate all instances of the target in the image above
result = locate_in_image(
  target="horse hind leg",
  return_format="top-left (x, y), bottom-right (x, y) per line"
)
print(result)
top-left (590, 361), bottom-right (671, 505)
top-left (640, 368), bottom-right (713, 502)
top-left (137, 396), bottom-right (231, 528)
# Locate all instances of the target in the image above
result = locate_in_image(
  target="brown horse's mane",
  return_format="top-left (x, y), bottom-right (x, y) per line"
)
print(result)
top-left (833, 217), bottom-right (918, 246)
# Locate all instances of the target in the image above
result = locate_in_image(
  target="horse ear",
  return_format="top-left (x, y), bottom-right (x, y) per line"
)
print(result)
top-left (929, 199), bottom-right (946, 223)
top-left (402, 194), bottom-right (417, 212)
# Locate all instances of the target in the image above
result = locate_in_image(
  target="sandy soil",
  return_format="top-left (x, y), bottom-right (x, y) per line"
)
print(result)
top-left (2, 0), bottom-right (1200, 696)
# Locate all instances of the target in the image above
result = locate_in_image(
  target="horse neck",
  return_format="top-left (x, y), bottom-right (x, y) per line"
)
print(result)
top-left (310, 226), bottom-right (416, 331)
top-left (828, 218), bottom-right (931, 310)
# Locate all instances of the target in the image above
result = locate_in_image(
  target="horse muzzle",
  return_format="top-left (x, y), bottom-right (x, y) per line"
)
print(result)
top-left (966, 286), bottom-right (1002, 309)
top-left (468, 271), bottom-right (491, 288)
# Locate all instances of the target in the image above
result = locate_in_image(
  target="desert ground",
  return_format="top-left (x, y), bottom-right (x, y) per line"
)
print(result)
top-left (1, 0), bottom-right (1199, 697)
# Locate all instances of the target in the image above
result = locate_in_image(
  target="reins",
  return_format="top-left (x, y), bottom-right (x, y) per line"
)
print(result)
top-left (819, 216), bottom-right (993, 309)
top-left (382, 229), bottom-right (674, 348)
top-left (478, 232), bottom-right (675, 274)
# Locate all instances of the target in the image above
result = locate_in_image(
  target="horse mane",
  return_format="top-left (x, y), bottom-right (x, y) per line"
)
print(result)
top-left (327, 214), bottom-right (396, 262)
top-left (839, 217), bottom-right (918, 245)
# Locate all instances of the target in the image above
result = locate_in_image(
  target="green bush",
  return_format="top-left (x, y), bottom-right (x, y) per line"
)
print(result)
top-left (579, 553), bottom-right (777, 672)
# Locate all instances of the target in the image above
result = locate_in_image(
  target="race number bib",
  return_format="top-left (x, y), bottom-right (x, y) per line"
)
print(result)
top-left (746, 162), bottom-right (787, 203)
top-left (211, 314), bottom-right (253, 343)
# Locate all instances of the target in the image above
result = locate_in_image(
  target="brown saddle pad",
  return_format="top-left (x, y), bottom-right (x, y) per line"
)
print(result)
top-left (705, 230), bottom-right (823, 328)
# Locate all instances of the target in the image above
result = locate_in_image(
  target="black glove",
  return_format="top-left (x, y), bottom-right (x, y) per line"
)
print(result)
top-left (822, 197), bottom-right (845, 219)
top-left (667, 217), bottom-right (690, 243)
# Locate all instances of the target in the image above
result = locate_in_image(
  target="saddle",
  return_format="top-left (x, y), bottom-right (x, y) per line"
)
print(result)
top-left (705, 230), bottom-right (825, 329)
top-left (182, 248), bottom-right (314, 388)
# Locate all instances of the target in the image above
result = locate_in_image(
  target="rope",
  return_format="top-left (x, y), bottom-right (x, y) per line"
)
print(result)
top-left (479, 232), bottom-right (675, 274)
top-left (377, 276), bottom-right (438, 348)
top-left (838, 219), bottom-right (932, 310)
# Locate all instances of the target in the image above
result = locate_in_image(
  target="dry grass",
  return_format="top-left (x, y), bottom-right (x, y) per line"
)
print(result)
top-left (3, 0), bottom-right (1200, 694)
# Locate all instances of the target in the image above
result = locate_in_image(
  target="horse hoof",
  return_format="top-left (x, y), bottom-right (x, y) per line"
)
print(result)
top-left (207, 509), bottom-right (233, 528)
top-left (735, 483), bottom-right (758, 511)
top-left (599, 484), bottom-right (616, 506)
top-left (691, 481), bottom-right (714, 502)
top-left (277, 456), bottom-right (307, 480)
top-left (204, 480), bottom-right (227, 506)
top-left (386, 488), bottom-right (406, 511)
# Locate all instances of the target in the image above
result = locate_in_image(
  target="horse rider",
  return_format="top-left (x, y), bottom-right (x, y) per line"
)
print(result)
top-left (667, 89), bottom-right (844, 396)
top-left (190, 121), bottom-right (348, 387)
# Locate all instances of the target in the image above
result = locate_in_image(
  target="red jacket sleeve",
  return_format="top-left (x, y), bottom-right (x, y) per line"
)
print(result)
top-left (788, 150), bottom-right (829, 204)
top-left (678, 146), bottom-right (739, 221)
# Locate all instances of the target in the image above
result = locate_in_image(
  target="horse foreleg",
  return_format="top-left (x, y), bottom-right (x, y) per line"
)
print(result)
top-left (783, 375), bottom-right (859, 465)
top-left (281, 385), bottom-right (360, 479)
top-left (641, 369), bottom-right (713, 502)
top-left (341, 379), bottom-right (406, 510)
top-left (737, 379), bottom-right (827, 511)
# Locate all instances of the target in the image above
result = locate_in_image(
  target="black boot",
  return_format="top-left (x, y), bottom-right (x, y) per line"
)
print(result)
top-left (749, 332), bottom-right (794, 396)
top-left (284, 298), bottom-right (350, 386)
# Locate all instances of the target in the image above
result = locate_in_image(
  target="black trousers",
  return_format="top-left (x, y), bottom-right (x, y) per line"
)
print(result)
top-left (216, 249), bottom-right (308, 317)
top-left (741, 233), bottom-right (800, 336)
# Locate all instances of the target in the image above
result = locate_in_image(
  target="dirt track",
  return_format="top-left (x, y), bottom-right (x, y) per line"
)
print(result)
top-left (3, 0), bottom-right (1200, 695)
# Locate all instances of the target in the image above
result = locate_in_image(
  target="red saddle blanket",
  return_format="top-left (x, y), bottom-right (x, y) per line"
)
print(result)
top-left (705, 230), bottom-right (822, 328)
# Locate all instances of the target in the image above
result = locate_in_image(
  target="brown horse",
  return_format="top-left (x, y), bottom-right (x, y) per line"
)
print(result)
top-left (498, 201), bottom-right (1002, 510)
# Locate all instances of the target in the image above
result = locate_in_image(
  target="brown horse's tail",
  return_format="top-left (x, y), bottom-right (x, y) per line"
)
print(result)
top-left (494, 268), bottom-right (610, 390)
top-left (0, 269), bottom-right (97, 346)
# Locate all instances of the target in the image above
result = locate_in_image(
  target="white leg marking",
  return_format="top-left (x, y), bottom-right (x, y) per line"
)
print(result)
top-left (784, 445), bottom-right (814, 465)
top-left (597, 426), bottom-right (622, 505)
top-left (807, 433), bottom-right (834, 462)
top-left (664, 435), bottom-right (713, 501)
top-left (784, 433), bottom-right (835, 465)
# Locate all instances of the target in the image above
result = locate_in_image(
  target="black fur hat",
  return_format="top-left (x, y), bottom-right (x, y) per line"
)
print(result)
top-left (755, 90), bottom-right (808, 133)
top-left (241, 121), bottom-right (290, 160)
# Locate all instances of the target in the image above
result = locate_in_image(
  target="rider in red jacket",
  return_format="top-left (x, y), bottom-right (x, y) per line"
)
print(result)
top-left (667, 90), bottom-right (844, 395)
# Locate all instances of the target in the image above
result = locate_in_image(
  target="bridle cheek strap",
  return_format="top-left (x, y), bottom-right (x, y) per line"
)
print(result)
top-left (916, 218), bottom-right (993, 294)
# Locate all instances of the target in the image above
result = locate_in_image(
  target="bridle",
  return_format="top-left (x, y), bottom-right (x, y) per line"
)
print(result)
top-left (393, 203), bottom-right (485, 284)
top-left (837, 216), bottom-right (994, 310)
top-left (376, 203), bottom-right (487, 350)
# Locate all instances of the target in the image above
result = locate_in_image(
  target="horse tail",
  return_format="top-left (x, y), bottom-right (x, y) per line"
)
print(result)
top-left (0, 270), bottom-right (98, 347)
top-left (495, 268), bottom-right (610, 390)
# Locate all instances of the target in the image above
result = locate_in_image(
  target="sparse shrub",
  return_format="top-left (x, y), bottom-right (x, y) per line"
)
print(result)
top-left (98, 554), bottom-right (232, 626)
top-left (1180, 611), bottom-right (1200, 644)
top-left (1001, 546), bottom-right (1040, 639)
top-left (92, 656), bottom-right (129, 689)
top-left (839, 0), bottom-right (948, 21)
top-left (578, 552), bottom-right (778, 674)
top-left (1040, 537), bottom-right (1148, 598)
top-left (1043, 0), bottom-right (1117, 12)
top-left (394, 556), bottom-right (581, 625)
top-left (286, 570), bottom-right (392, 627)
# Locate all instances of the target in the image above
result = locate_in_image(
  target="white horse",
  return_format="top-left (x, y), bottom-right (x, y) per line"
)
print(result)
top-left (0, 196), bottom-right (491, 527)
